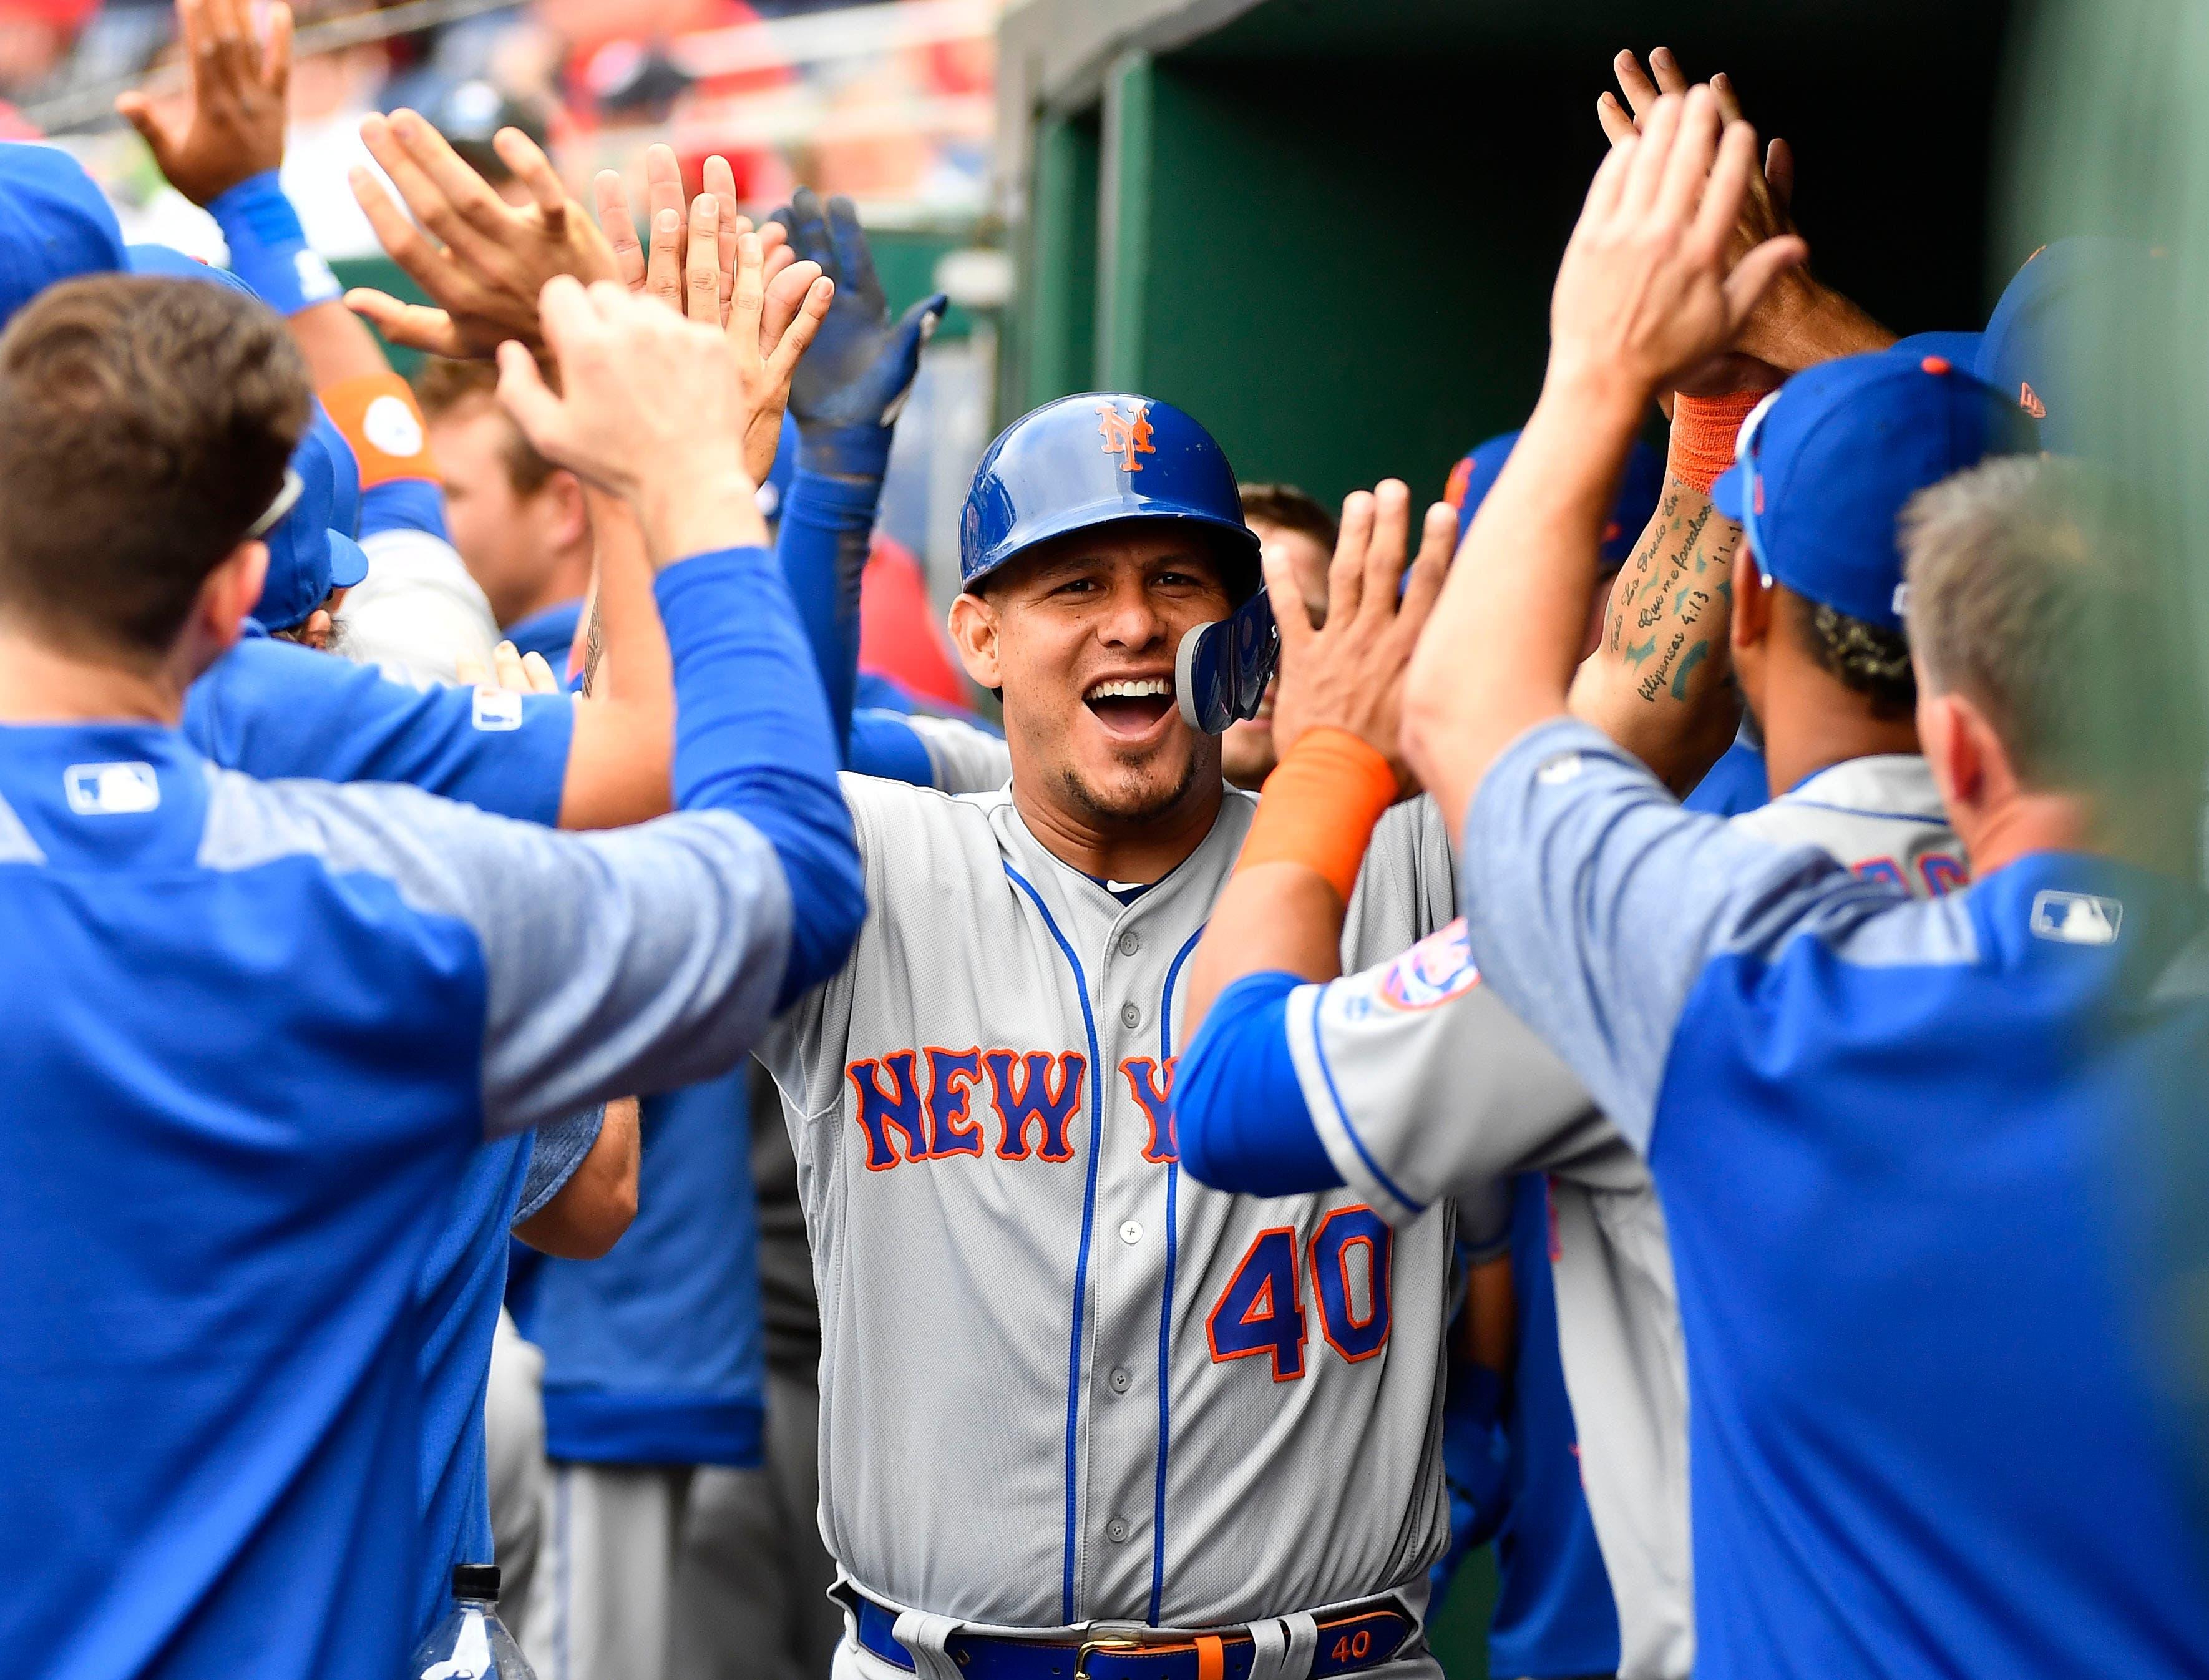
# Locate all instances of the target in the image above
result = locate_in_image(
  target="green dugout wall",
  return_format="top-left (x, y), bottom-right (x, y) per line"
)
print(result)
top-left (999, 0), bottom-right (2018, 509)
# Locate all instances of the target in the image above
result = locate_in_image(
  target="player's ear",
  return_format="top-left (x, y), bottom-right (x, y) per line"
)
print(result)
top-left (947, 591), bottom-right (1002, 690)
top-left (206, 540), bottom-right (268, 648)
top-left (1729, 545), bottom-right (1772, 652)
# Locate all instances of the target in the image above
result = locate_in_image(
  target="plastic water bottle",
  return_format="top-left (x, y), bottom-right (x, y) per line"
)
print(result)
top-left (407, 1565), bottom-right (536, 1680)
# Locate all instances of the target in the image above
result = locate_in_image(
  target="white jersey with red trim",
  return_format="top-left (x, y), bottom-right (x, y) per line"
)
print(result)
top-left (759, 776), bottom-right (1457, 1665)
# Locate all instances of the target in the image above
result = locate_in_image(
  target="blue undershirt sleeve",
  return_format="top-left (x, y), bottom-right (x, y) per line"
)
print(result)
top-left (848, 708), bottom-right (937, 787)
top-left (656, 546), bottom-right (864, 1006)
top-left (360, 480), bottom-right (451, 542)
top-left (1173, 969), bottom-right (1343, 1196)
top-left (773, 467), bottom-right (880, 758)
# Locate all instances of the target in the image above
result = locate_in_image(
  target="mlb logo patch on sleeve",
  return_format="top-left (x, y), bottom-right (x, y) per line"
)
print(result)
top-left (63, 761), bottom-right (160, 815)
top-left (2030, 889), bottom-right (2122, 945)
top-left (471, 688), bottom-right (524, 732)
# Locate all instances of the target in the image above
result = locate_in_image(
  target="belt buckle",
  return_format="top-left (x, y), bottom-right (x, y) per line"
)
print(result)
top-left (1072, 1634), bottom-right (1147, 1680)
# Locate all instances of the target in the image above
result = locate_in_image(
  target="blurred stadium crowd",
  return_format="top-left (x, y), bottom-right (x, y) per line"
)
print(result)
top-left (0, 0), bottom-right (996, 255)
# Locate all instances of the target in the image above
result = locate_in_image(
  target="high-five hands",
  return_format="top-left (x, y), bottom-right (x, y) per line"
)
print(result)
top-left (117, 0), bottom-right (291, 205)
top-left (590, 149), bottom-right (831, 483)
top-left (593, 148), bottom-right (799, 320)
top-left (346, 111), bottom-right (619, 358)
top-left (496, 233), bottom-right (831, 562)
top-left (1596, 50), bottom-right (1888, 376)
top-left (1549, 85), bottom-right (1807, 412)
top-left (1267, 481), bottom-right (1456, 796)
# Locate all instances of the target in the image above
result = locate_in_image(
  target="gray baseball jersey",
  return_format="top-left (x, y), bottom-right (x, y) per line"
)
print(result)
top-left (1279, 751), bottom-right (1961, 1680)
top-left (758, 778), bottom-right (1458, 1658)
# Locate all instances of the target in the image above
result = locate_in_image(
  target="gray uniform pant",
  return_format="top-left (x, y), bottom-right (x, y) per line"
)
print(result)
top-left (485, 1309), bottom-right (549, 1619)
top-left (517, 1369), bottom-right (840, 1680)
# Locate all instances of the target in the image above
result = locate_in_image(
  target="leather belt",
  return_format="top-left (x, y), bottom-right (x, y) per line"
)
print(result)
top-left (850, 1591), bottom-right (1416, 1680)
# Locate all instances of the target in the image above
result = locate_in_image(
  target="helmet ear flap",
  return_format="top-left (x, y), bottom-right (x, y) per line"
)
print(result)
top-left (1176, 589), bottom-right (1280, 733)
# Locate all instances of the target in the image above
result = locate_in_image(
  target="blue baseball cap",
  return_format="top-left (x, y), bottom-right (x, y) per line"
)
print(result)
top-left (125, 242), bottom-right (258, 298)
top-left (1450, 429), bottom-right (1663, 566)
top-left (1891, 330), bottom-right (1984, 365)
top-left (0, 143), bottom-right (125, 329)
top-left (1975, 236), bottom-right (2159, 456)
top-left (1710, 348), bottom-right (2037, 633)
top-left (256, 418), bottom-right (371, 631)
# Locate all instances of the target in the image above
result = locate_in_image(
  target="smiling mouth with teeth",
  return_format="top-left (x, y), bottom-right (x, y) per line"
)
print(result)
top-left (1083, 675), bottom-right (1175, 736)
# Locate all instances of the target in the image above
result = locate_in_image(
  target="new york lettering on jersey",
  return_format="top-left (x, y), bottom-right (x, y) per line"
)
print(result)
top-left (761, 775), bottom-right (1456, 1647)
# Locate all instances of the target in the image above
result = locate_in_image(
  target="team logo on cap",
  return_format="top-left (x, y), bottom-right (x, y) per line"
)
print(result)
top-left (1096, 402), bottom-right (1156, 472)
top-left (2029, 889), bottom-right (2122, 946)
top-left (64, 761), bottom-right (160, 815)
top-left (1379, 917), bottom-right (1481, 1011)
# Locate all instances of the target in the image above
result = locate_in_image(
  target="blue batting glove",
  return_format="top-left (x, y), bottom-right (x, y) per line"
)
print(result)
top-left (771, 188), bottom-right (946, 479)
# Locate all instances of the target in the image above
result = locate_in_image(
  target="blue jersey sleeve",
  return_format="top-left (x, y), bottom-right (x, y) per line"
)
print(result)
top-left (361, 479), bottom-right (451, 542)
top-left (849, 708), bottom-right (937, 786)
top-left (1459, 716), bottom-right (1849, 1152)
top-left (1172, 970), bottom-right (1342, 1196)
top-left (197, 542), bottom-right (861, 1138)
top-left (182, 635), bottom-right (574, 826)
top-left (514, 1107), bottom-right (603, 1223)
top-left (773, 469), bottom-right (878, 756)
top-left (657, 547), bottom-right (864, 1006)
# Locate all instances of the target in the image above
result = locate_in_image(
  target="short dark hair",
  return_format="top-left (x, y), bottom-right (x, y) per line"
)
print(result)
top-left (1239, 482), bottom-right (1339, 551)
top-left (1903, 456), bottom-right (2202, 791)
top-left (412, 354), bottom-right (557, 494)
top-left (1787, 592), bottom-right (1916, 720)
top-left (0, 275), bottom-right (308, 662)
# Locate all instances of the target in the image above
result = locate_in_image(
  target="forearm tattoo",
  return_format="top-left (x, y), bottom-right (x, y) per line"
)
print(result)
top-left (1604, 480), bottom-right (1740, 705)
top-left (582, 604), bottom-right (605, 697)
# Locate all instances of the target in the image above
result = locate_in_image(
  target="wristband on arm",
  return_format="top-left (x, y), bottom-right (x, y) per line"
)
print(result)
top-left (1666, 389), bottom-right (1764, 495)
top-left (205, 171), bottom-right (341, 318)
top-left (1234, 728), bottom-right (1398, 902)
top-left (320, 373), bottom-right (440, 488)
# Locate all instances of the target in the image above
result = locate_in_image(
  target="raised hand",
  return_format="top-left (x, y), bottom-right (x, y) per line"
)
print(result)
top-left (345, 110), bottom-right (618, 359)
top-left (1596, 50), bottom-right (1888, 374)
top-left (497, 250), bottom-right (828, 559)
top-left (116, 0), bottom-right (292, 206)
top-left (1267, 481), bottom-right (1456, 793)
top-left (773, 188), bottom-right (945, 445)
top-left (1550, 87), bottom-right (1806, 409)
top-left (592, 147), bottom-right (800, 315)
top-left (672, 193), bottom-right (833, 484)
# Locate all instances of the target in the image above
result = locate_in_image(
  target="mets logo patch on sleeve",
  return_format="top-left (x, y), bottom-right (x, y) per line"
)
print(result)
top-left (1378, 917), bottom-right (1481, 1010)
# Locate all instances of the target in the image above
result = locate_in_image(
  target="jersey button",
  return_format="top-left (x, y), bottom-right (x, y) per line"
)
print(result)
top-left (1119, 931), bottom-right (1141, 956)
top-left (1109, 1365), bottom-right (1133, 1394)
top-left (1120, 1001), bottom-right (1141, 1028)
top-left (1105, 1517), bottom-right (1131, 1544)
top-left (1119, 1219), bottom-right (1144, 1245)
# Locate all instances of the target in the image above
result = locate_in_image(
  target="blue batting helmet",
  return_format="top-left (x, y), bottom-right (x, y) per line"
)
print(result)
top-left (959, 393), bottom-right (1262, 600)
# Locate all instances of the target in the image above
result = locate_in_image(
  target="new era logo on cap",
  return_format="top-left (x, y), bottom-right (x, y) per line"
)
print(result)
top-left (64, 761), bottom-right (160, 815)
top-left (2029, 889), bottom-right (2122, 945)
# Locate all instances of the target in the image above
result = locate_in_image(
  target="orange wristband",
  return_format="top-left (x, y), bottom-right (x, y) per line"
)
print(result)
top-left (1236, 728), bottom-right (1398, 902)
top-left (320, 373), bottom-right (439, 487)
top-left (1667, 389), bottom-right (1763, 494)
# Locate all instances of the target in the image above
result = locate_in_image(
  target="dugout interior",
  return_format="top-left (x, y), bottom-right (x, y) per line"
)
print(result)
top-left (995, 0), bottom-right (2019, 510)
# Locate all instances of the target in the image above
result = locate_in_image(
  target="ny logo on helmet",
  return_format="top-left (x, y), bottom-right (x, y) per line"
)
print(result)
top-left (1096, 402), bottom-right (1156, 471)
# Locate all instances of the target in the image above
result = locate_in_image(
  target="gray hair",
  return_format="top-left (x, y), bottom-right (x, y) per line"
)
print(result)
top-left (1899, 455), bottom-right (2200, 789)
